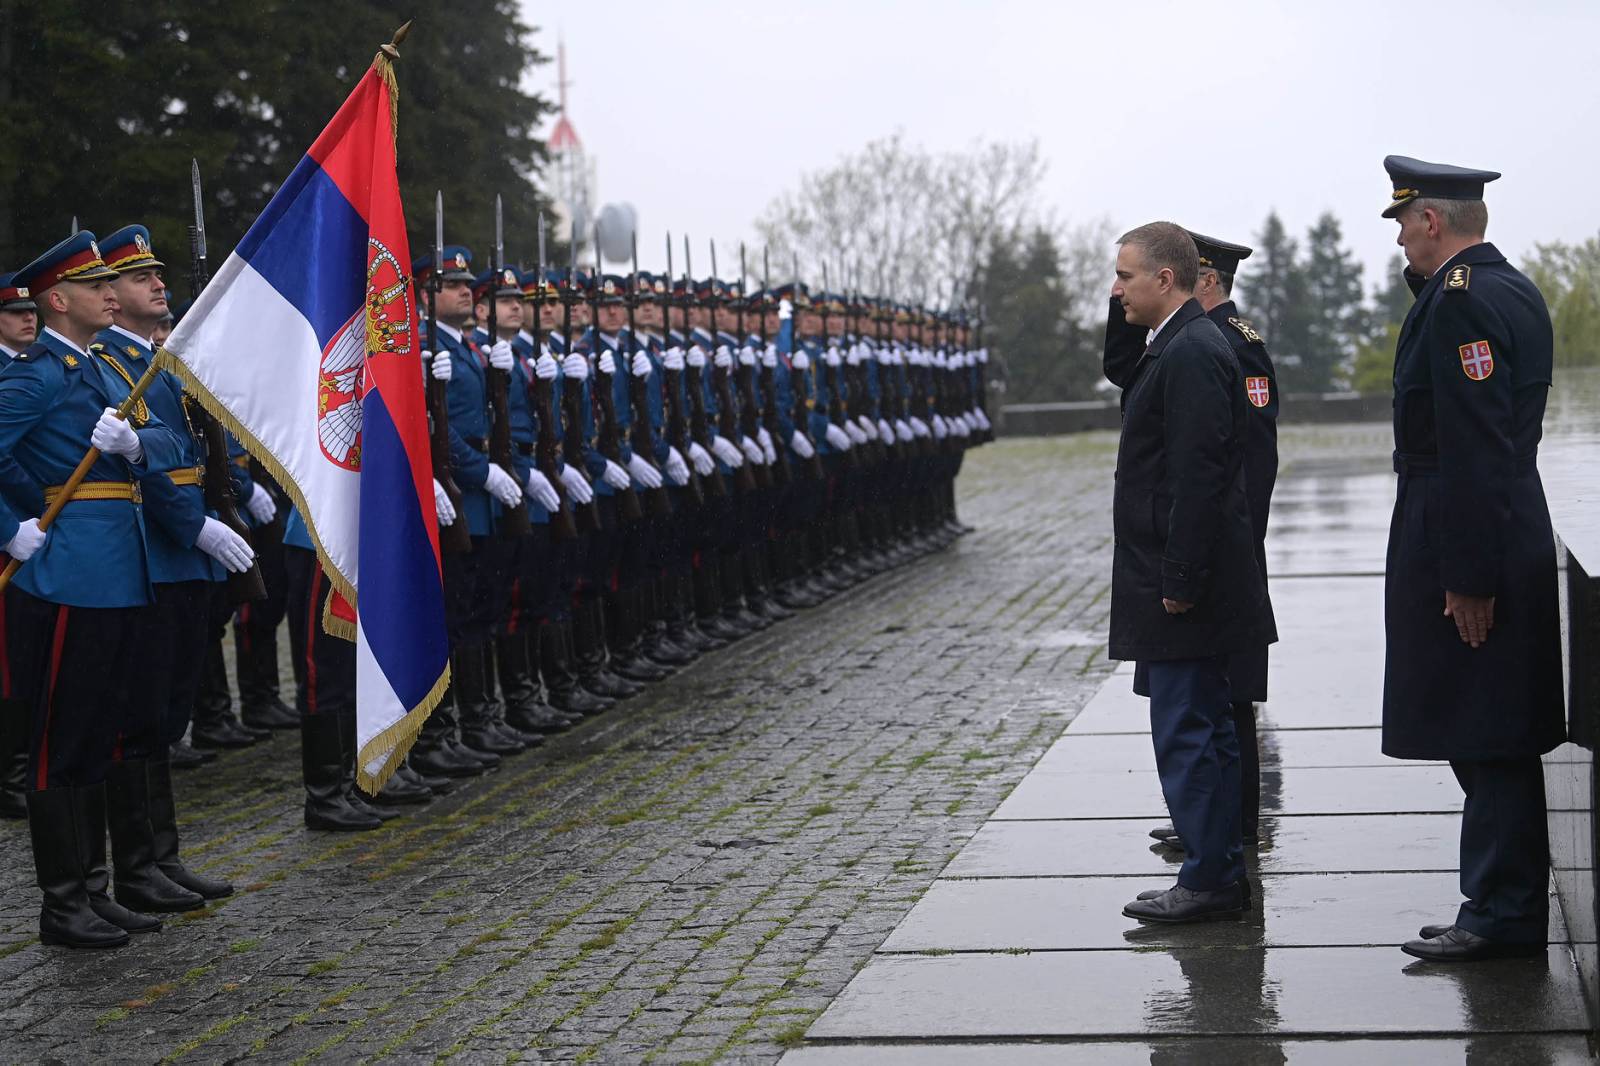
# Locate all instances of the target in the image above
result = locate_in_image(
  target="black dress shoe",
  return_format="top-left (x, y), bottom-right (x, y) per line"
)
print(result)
top-left (448, 737), bottom-right (500, 770)
top-left (1419, 923), bottom-right (1452, 941)
top-left (346, 790), bottom-right (401, 822)
top-left (410, 742), bottom-right (486, 779)
top-left (1148, 824), bottom-right (1176, 842)
top-left (241, 697), bottom-right (300, 732)
top-left (168, 741), bottom-right (213, 769)
top-left (508, 702), bottom-right (578, 734)
top-left (375, 771), bottom-right (433, 806)
top-left (190, 718), bottom-right (259, 750)
top-left (461, 724), bottom-right (526, 756)
top-left (1123, 883), bottom-right (1243, 924)
top-left (1401, 926), bottom-right (1545, 962)
top-left (1137, 878), bottom-right (1251, 906)
top-left (402, 763), bottom-right (454, 794)
top-left (612, 654), bottom-right (671, 683)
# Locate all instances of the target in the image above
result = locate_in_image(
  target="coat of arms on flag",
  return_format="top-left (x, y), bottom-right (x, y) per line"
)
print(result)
top-left (1245, 376), bottom-right (1271, 408)
top-left (1458, 340), bottom-right (1495, 381)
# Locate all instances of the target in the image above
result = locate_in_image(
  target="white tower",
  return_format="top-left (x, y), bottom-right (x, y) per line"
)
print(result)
top-left (547, 40), bottom-right (596, 259)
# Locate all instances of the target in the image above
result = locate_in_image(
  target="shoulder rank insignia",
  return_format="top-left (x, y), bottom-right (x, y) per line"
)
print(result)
top-left (1445, 265), bottom-right (1471, 291)
top-left (62, 353), bottom-right (77, 367)
top-left (1458, 340), bottom-right (1494, 381)
top-left (125, 345), bottom-right (142, 359)
top-left (1227, 316), bottom-right (1264, 344)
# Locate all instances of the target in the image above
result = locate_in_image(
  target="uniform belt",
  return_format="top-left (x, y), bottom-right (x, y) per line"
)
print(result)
top-left (1393, 451), bottom-right (1538, 476)
top-left (167, 466), bottom-right (205, 488)
top-left (44, 480), bottom-right (142, 506)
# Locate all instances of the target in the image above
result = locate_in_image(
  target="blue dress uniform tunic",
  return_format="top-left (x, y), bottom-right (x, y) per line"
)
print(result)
top-left (0, 329), bottom-right (184, 607)
top-left (433, 323), bottom-right (495, 537)
top-left (1381, 242), bottom-right (1564, 761)
top-left (510, 329), bottom-right (552, 525)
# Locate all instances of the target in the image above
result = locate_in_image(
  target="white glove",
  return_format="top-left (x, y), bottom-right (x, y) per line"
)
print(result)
top-left (598, 350), bottom-right (616, 375)
top-left (601, 459), bottom-right (632, 490)
top-left (857, 415), bottom-right (878, 441)
top-left (524, 468), bottom-right (561, 511)
top-left (845, 420), bottom-right (868, 446)
top-left (738, 346), bottom-right (757, 367)
top-left (895, 419), bottom-right (914, 443)
top-left (760, 346), bottom-right (777, 369)
top-left (756, 426), bottom-right (773, 453)
top-left (92, 408), bottom-right (142, 461)
top-left (739, 435), bottom-right (765, 465)
top-left (627, 453), bottom-right (663, 489)
top-left (535, 352), bottom-right (559, 380)
top-left (824, 347), bottom-right (842, 368)
top-left (878, 418), bottom-right (894, 442)
top-left (562, 353), bottom-right (588, 380)
top-left (631, 351), bottom-right (652, 378)
top-left (932, 415), bottom-right (949, 439)
top-left (559, 463), bottom-right (593, 504)
top-left (244, 483), bottom-right (276, 525)
top-left (910, 416), bottom-right (931, 439)
top-left (424, 350), bottom-right (452, 382)
top-left (487, 340), bottom-right (514, 371)
top-left (974, 408), bottom-right (992, 430)
top-left (687, 441), bottom-right (715, 476)
top-left (790, 430), bottom-right (816, 460)
top-left (710, 434), bottom-right (744, 468)
top-left (846, 344), bottom-right (863, 367)
top-left (977, 348), bottom-right (990, 364)
top-left (825, 423), bottom-right (851, 451)
top-left (433, 479), bottom-right (456, 526)
top-left (195, 516), bottom-right (255, 573)
top-left (687, 346), bottom-right (707, 368)
top-left (778, 298), bottom-right (793, 320)
top-left (663, 347), bottom-right (685, 371)
top-left (664, 447), bottom-right (690, 485)
top-left (4, 517), bottom-right (45, 562)
top-left (792, 350), bottom-right (810, 371)
top-left (713, 346), bottom-right (733, 370)
top-left (484, 463), bottom-right (524, 507)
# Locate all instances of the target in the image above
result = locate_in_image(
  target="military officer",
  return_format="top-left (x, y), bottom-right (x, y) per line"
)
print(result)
top-left (1, 231), bottom-right (188, 948)
top-left (1378, 157), bottom-right (1565, 962)
top-left (1143, 232), bottom-right (1280, 853)
top-left (0, 273), bottom-right (38, 360)
top-left (0, 271), bottom-right (36, 819)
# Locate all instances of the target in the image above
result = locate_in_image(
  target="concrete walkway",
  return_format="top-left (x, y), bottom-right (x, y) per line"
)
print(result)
top-left (785, 443), bottom-right (1595, 1062)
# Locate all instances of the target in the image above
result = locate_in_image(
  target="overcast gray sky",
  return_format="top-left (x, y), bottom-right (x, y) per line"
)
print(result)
top-left (520, 0), bottom-right (1600, 295)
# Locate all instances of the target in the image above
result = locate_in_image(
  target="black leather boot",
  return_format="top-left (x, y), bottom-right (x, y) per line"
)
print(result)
top-left (608, 589), bottom-right (672, 683)
top-left (409, 690), bottom-right (496, 778)
top-left (504, 629), bottom-right (577, 733)
top-left (574, 606), bottom-right (641, 700)
top-left (695, 561), bottom-right (749, 641)
top-left (168, 739), bottom-right (214, 769)
top-left (146, 753), bottom-right (233, 899)
top-left (338, 712), bottom-right (403, 820)
top-left (744, 546), bottom-right (795, 622)
top-left (27, 788), bottom-right (128, 948)
top-left (540, 622), bottom-right (613, 716)
top-left (375, 755), bottom-right (436, 806)
top-left (75, 782), bottom-right (161, 934)
top-left (301, 713), bottom-right (380, 831)
top-left (237, 625), bottom-right (298, 731)
top-left (480, 642), bottom-right (542, 748)
top-left (721, 552), bottom-right (769, 631)
top-left (197, 637), bottom-right (267, 743)
top-left (456, 647), bottom-right (527, 756)
top-left (0, 698), bottom-right (26, 820)
top-left (105, 759), bottom-right (206, 912)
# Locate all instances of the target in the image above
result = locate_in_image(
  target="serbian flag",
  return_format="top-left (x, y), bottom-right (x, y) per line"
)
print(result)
top-left (165, 51), bottom-right (448, 792)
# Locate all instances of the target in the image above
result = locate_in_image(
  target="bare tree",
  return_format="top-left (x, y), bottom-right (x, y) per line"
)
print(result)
top-left (754, 133), bottom-right (1046, 302)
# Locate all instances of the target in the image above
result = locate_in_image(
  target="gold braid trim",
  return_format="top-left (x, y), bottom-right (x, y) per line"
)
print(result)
top-left (355, 663), bottom-right (450, 796)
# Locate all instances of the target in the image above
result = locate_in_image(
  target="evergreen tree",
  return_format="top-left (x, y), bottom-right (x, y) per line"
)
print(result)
top-left (978, 226), bottom-right (1097, 403)
top-left (1300, 212), bottom-right (1366, 390)
top-left (1239, 212), bottom-right (1312, 388)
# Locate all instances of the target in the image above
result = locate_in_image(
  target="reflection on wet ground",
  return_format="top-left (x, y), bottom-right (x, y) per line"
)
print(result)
top-left (787, 410), bottom-right (1598, 1062)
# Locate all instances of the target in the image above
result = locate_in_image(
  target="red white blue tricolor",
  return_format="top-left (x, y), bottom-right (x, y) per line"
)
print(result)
top-left (165, 59), bottom-right (448, 790)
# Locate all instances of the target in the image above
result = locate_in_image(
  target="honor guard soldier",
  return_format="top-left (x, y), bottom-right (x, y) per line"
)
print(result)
top-left (1143, 232), bottom-right (1279, 854)
top-left (96, 224), bottom-right (249, 905)
top-left (1377, 156), bottom-right (1565, 961)
top-left (1, 231), bottom-right (189, 948)
top-left (0, 272), bottom-right (36, 818)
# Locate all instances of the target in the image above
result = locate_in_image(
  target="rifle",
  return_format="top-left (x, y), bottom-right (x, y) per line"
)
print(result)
top-left (680, 236), bottom-right (726, 498)
top-left (661, 233), bottom-right (704, 505)
top-left (533, 214), bottom-right (578, 539)
top-left (734, 244), bottom-right (770, 489)
top-left (189, 159), bottom-right (267, 602)
top-left (425, 192), bottom-right (472, 553)
top-left (789, 256), bottom-right (824, 480)
top-left (820, 262), bottom-right (858, 470)
top-left (485, 194), bottom-right (531, 536)
top-left (709, 241), bottom-right (756, 493)
top-left (559, 221), bottom-right (602, 532)
top-left (755, 246), bottom-right (790, 486)
top-left (590, 222), bottom-right (642, 522)
top-left (626, 231), bottom-right (672, 517)
top-left (843, 281), bottom-right (882, 467)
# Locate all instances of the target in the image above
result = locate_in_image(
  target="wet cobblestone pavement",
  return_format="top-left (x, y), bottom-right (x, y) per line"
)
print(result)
top-left (0, 426), bottom-right (1397, 1063)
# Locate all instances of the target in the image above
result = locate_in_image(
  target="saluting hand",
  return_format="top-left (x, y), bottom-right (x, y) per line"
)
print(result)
top-left (1444, 590), bottom-right (1495, 648)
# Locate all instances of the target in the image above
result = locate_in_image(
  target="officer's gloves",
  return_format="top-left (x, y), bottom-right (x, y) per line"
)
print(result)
top-left (687, 346), bottom-right (707, 369)
top-left (878, 418), bottom-right (895, 443)
top-left (895, 419), bottom-right (914, 443)
top-left (738, 346), bottom-right (757, 367)
top-left (432, 479), bottom-right (457, 526)
top-left (483, 463), bottom-right (524, 507)
top-left (790, 430), bottom-right (816, 460)
top-left (244, 483), bottom-right (277, 525)
top-left (738, 435), bottom-right (765, 465)
top-left (713, 346), bottom-right (733, 370)
top-left (845, 420), bottom-right (868, 446)
top-left (524, 468), bottom-right (561, 511)
top-left (663, 447), bottom-right (690, 485)
top-left (792, 351), bottom-right (811, 371)
top-left (562, 353), bottom-right (588, 380)
top-left (4, 518), bottom-right (45, 562)
top-left (486, 340), bottom-right (514, 372)
top-left (662, 347), bottom-right (686, 371)
top-left (559, 463), bottom-right (593, 504)
top-left (824, 423), bottom-right (852, 451)
top-left (857, 415), bottom-right (878, 441)
top-left (932, 414), bottom-right (949, 440)
top-left (596, 459), bottom-right (627, 491)
top-left (760, 347), bottom-right (777, 369)
top-left (93, 407), bottom-right (143, 462)
top-left (824, 347), bottom-right (843, 368)
top-left (195, 516), bottom-right (256, 573)
top-left (630, 352), bottom-right (652, 378)
top-left (709, 434), bottom-right (744, 468)
top-left (909, 416), bottom-right (931, 439)
top-left (598, 350), bottom-right (617, 375)
top-left (627, 454), bottom-right (663, 489)
top-left (535, 352), bottom-right (559, 380)
top-left (426, 351), bottom-right (452, 382)
top-left (687, 441), bottom-right (715, 476)
top-left (757, 427), bottom-right (776, 464)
